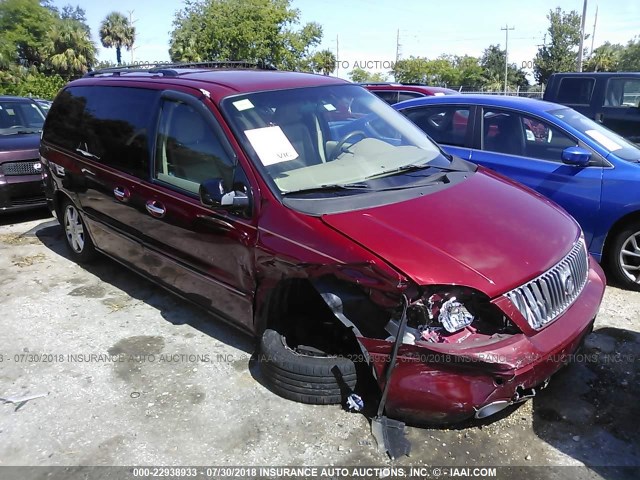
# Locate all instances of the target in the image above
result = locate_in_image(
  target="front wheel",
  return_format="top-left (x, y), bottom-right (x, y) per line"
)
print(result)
top-left (606, 223), bottom-right (640, 291)
top-left (257, 328), bottom-right (358, 405)
top-left (62, 200), bottom-right (96, 263)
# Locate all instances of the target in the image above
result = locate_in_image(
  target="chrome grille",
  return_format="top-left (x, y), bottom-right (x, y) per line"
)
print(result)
top-left (505, 238), bottom-right (589, 330)
top-left (2, 160), bottom-right (42, 176)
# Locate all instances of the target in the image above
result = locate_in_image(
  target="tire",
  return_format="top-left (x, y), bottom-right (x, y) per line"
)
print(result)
top-left (606, 222), bottom-right (640, 291)
top-left (257, 328), bottom-right (358, 405)
top-left (61, 199), bottom-right (96, 263)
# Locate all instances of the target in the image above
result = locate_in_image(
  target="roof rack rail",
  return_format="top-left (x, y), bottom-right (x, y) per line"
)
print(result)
top-left (84, 60), bottom-right (277, 78)
top-left (358, 82), bottom-right (402, 86)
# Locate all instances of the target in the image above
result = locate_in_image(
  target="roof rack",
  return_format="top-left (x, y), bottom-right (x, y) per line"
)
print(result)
top-left (358, 82), bottom-right (401, 86)
top-left (84, 60), bottom-right (277, 78)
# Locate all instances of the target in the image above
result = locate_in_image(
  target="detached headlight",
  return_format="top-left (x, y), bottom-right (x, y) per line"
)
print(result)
top-left (385, 286), bottom-right (519, 345)
top-left (437, 296), bottom-right (474, 332)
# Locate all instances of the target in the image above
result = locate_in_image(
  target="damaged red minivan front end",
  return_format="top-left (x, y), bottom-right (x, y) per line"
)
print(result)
top-left (318, 166), bottom-right (605, 424)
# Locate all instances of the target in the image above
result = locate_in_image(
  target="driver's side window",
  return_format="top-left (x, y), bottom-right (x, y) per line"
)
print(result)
top-left (403, 106), bottom-right (470, 147)
top-left (154, 99), bottom-right (234, 194)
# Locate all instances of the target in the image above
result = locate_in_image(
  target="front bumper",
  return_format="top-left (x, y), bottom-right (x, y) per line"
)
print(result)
top-left (0, 173), bottom-right (46, 213)
top-left (362, 257), bottom-right (606, 425)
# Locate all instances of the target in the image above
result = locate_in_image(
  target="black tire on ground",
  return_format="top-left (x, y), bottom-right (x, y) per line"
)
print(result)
top-left (258, 328), bottom-right (358, 405)
top-left (605, 222), bottom-right (640, 291)
top-left (61, 199), bottom-right (97, 263)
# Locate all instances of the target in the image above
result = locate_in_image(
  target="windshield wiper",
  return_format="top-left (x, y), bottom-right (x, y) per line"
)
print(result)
top-left (283, 183), bottom-right (370, 195)
top-left (366, 161), bottom-right (468, 180)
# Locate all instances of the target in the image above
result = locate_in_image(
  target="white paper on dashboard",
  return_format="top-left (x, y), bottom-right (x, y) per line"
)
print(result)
top-left (244, 126), bottom-right (299, 166)
top-left (233, 99), bottom-right (254, 111)
top-left (585, 129), bottom-right (623, 152)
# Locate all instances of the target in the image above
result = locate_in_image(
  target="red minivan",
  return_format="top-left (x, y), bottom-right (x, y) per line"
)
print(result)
top-left (41, 63), bottom-right (605, 427)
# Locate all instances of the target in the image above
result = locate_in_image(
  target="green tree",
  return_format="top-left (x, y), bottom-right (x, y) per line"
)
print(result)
top-left (310, 49), bottom-right (336, 75)
top-left (45, 18), bottom-right (97, 78)
top-left (348, 68), bottom-right (387, 83)
top-left (99, 12), bottom-right (136, 65)
top-left (533, 8), bottom-right (584, 85)
top-left (0, 0), bottom-right (57, 67)
top-left (480, 45), bottom-right (529, 90)
top-left (169, 0), bottom-right (322, 70)
top-left (453, 55), bottom-right (484, 89)
top-left (618, 37), bottom-right (640, 71)
top-left (0, 65), bottom-right (65, 99)
top-left (60, 4), bottom-right (90, 34)
top-left (584, 42), bottom-right (623, 72)
top-left (280, 21), bottom-right (323, 71)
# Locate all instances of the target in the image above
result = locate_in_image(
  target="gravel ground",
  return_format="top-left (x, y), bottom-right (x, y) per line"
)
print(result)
top-left (0, 209), bottom-right (638, 480)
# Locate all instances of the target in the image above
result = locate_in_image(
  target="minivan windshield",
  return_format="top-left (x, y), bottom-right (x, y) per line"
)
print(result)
top-left (550, 107), bottom-right (640, 162)
top-left (222, 84), bottom-right (448, 193)
top-left (0, 100), bottom-right (45, 135)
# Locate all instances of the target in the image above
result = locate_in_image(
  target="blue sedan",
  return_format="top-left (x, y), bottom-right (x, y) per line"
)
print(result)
top-left (394, 94), bottom-right (640, 290)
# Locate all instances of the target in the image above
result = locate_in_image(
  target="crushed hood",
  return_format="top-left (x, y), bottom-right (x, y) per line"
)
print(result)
top-left (321, 168), bottom-right (580, 298)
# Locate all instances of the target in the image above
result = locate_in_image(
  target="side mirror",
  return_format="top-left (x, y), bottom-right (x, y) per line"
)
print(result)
top-left (561, 146), bottom-right (591, 167)
top-left (199, 178), bottom-right (249, 210)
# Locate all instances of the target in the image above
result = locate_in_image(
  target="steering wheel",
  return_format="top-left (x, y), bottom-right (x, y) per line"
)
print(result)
top-left (329, 130), bottom-right (366, 161)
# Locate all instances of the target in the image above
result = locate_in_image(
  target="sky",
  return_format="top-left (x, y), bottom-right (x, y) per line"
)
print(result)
top-left (54, 0), bottom-right (639, 82)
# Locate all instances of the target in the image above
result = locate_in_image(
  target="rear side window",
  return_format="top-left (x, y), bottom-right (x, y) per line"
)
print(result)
top-left (403, 105), bottom-right (470, 147)
top-left (604, 78), bottom-right (640, 107)
top-left (371, 91), bottom-right (399, 104)
top-left (397, 91), bottom-right (424, 103)
top-left (556, 77), bottom-right (595, 105)
top-left (43, 86), bottom-right (158, 177)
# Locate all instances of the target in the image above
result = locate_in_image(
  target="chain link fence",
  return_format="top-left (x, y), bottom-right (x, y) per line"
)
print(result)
top-left (449, 86), bottom-right (545, 98)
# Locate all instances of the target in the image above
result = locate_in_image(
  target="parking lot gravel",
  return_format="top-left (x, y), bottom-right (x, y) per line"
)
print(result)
top-left (0, 210), bottom-right (638, 479)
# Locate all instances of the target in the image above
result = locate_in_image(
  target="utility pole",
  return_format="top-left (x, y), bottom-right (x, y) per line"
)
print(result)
top-left (577, 0), bottom-right (588, 71)
top-left (501, 25), bottom-right (514, 94)
top-left (395, 28), bottom-right (401, 64)
top-left (127, 10), bottom-right (138, 64)
top-left (336, 34), bottom-right (339, 78)
top-left (590, 5), bottom-right (598, 60)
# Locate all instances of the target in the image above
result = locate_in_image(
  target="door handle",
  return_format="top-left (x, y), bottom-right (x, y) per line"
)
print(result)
top-left (145, 200), bottom-right (166, 218)
top-left (113, 186), bottom-right (130, 202)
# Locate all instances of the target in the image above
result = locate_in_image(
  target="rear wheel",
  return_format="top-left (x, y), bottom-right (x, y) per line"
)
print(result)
top-left (606, 222), bottom-right (640, 291)
top-left (62, 200), bottom-right (96, 263)
top-left (257, 320), bottom-right (359, 405)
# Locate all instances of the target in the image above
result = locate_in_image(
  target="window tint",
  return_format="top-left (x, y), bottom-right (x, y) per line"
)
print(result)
top-left (397, 91), bottom-right (424, 103)
top-left (604, 78), bottom-right (640, 107)
top-left (483, 109), bottom-right (576, 161)
top-left (371, 91), bottom-right (399, 104)
top-left (154, 99), bottom-right (234, 194)
top-left (556, 77), bottom-right (595, 105)
top-left (0, 100), bottom-right (45, 130)
top-left (404, 105), bottom-right (470, 147)
top-left (43, 86), bottom-right (157, 177)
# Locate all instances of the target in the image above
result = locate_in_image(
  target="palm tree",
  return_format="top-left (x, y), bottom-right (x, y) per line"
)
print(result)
top-left (99, 12), bottom-right (135, 65)
top-left (585, 43), bottom-right (622, 72)
top-left (311, 50), bottom-right (336, 76)
top-left (46, 19), bottom-right (97, 77)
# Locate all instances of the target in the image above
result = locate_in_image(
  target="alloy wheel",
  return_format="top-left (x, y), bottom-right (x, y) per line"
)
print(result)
top-left (619, 231), bottom-right (640, 283)
top-left (64, 205), bottom-right (85, 253)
